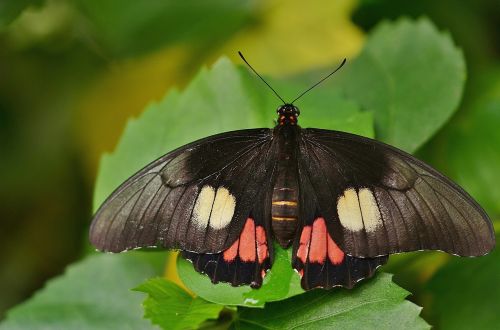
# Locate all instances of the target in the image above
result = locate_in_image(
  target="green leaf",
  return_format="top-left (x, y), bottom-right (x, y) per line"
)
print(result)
top-left (93, 57), bottom-right (374, 212)
top-left (133, 278), bottom-right (224, 330)
top-left (426, 232), bottom-right (500, 330)
top-left (0, 252), bottom-right (166, 330)
top-left (93, 57), bottom-right (374, 211)
top-left (235, 273), bottom-right (430, 330)
top-left (92, 56), bottom-right (374, 305)
top-left (89, 53), bottom-right (428, 327)
top-left (340, 17), bottom-right (466, 152)
top-left (173, 70), bottom-right (373, 305)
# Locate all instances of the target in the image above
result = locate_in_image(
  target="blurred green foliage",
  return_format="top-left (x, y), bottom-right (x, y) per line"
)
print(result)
top-left (0, 0), bottom-right (499, 329)
top-left (426, 233), bottom-right (500, 330)
top-left (0, 0), bottom-right (42, 28)
top-left (0, 252), bottom-right (166, 329)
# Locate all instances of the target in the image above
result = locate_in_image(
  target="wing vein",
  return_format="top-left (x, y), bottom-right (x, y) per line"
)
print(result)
top-left (418, 177), bottom-right (468, 253)
top-left (105, 174), bottom-right (157, 249)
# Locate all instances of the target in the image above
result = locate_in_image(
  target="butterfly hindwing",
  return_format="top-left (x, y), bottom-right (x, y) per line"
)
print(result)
top-left (90, 128), bottom-right (275, 253)
top-left (300, 128), bottom-right (495, 258)
top-left (182, 183), bottom-right (274, 288)
top-left (292, 166), bottom-right (388, 289)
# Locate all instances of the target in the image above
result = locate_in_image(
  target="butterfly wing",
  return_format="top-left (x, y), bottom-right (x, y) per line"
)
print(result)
top-left (90, 128), bottom-right (275, 254)
top-left (299, 128), bottom-right (495, 258)
top-left (182, 178), bottom-right (274, 288)
top-left (292, 161), bottom-right (388, 289)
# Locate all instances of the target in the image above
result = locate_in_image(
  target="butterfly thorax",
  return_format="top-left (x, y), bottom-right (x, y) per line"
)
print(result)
top-left (277, 104), bottom-right (300, 126)
top-left (271, 124), bottom-right (301, 248)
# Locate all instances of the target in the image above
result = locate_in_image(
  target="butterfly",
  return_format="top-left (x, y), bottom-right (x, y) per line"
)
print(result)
top-left (90, 52), bottom-right (495, 291)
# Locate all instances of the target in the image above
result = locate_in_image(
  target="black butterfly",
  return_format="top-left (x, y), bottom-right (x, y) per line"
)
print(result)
top-left (90, 53), bottom-right (495, 291)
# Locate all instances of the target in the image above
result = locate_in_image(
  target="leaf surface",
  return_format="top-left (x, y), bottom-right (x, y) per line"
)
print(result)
top-left (91, 57), bottom-right (374, 305)
top-left (236, 273), bottom-right (430, 330)
top-left (341, 18), bottom-right (466, 152)
top-left (134, 278), bottom-right (224, 330)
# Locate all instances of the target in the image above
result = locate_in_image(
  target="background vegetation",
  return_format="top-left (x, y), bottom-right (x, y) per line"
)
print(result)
top-left (0, 0), bottom-right (499, 329)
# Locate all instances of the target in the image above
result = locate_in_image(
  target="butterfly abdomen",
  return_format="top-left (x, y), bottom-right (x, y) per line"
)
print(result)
top-left (271, 126), bottom-right (301, 248)
top-left (272, 186), bottom-right (299, 247)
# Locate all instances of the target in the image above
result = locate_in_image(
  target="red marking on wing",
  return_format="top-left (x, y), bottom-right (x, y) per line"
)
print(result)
top-left (239, 218), bottom-right (256, 262)
top-left (223, 218), bottom-right (270, 265)
top-left (297, 225), bottom-right (311, 263)
top-left (309, 217), bottom-right (327, 263)
top-left (296, 217), bottom-right (345, 266)
top-left (256, 226), bottom-right (268, 264)
top-left (223, 238), bottom-right (239, 262)
top-left (327, 234), bottom-right (345, 265)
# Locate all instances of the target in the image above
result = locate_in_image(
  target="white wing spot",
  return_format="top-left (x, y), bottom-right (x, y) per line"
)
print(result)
top-left (337, 188), bottom-right (364, 231)
top-left (210, 187), bottom-right (236, 230)
top-left (358, 188), bottom-right (382, 232)
top-left (193, 185), bottom-right (216, 228)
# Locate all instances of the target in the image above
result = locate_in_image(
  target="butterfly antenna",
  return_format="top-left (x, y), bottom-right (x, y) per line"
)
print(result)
top-left (291, 58), bottom-right (347, 104)
top-left (238, 51), bottom-right (286, 104)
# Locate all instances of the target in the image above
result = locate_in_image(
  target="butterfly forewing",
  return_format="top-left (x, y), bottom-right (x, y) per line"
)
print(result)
top-left (90, 128), bottom-right (275, 253)
top-left (301, 128), bottom-right (495, 258)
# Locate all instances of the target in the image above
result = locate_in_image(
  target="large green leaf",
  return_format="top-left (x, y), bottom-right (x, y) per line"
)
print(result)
top-left (340, 17), bottom-right (466, 152)
top-left (426, 231), bottom-right (500, 330)
top-left (88, 55), bottom-right (435, 328)
top-left (172, 68), bottom-right (374, 306)
top-left (0, 252), bottom-right (166, 330)
top-left (235, 273), bottom-right (429, 330)
top-left (133, 278), bottom-right (224, 330)
top-left (92, 57), bottom-right (374, 305)
top-left (93, 57), bottom-right (373, 212)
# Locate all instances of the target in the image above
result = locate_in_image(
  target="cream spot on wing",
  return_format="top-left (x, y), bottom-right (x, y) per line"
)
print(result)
top-left (337, 188), bottom-right (364, 231)
top-left (358, 188), bottom-right (382, 232)
top-left (209, 187), bottom-right (236, 230)
top-left (192, 185), bottom-right (215, 228)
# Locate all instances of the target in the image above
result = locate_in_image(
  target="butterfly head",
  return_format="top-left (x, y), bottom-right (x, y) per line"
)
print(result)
top-left (277, 104), bottom-right (300, 126)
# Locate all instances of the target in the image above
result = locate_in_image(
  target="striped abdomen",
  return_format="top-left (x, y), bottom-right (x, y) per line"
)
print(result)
top-left (272, 185), bottom-right (299, 248)
top-left (271, 126), bottom-right (300, 248)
